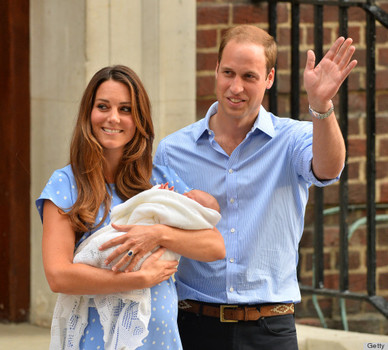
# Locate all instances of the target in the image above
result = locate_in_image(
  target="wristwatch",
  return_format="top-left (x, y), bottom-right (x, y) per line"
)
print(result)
top-left (308, 100), bottom-right (334, 119)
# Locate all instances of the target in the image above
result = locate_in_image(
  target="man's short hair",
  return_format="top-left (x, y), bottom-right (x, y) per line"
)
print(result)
top-left (218, 25), bottom-right (277, 75)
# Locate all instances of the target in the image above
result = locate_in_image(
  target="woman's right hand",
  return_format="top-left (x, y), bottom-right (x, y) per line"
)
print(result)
top-left (138, 247), bottom-right (178, 288)
top-left (42, 200), bottom-right (177, 295)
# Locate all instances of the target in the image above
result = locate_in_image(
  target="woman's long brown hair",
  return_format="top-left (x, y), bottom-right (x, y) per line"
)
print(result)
top-left (67, 65), bottom-right (154, 236)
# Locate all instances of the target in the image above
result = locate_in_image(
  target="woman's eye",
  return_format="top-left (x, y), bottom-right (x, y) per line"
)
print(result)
top-left (121, 106), bottom-right (132, 113)
top-left (97, 104), bottom-right (107, 110)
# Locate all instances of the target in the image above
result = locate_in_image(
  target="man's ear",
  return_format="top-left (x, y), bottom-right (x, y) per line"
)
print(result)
top-left (215, 62), bottom-right (219, 79)
top-left (266, 67), bottom-right (275, 89)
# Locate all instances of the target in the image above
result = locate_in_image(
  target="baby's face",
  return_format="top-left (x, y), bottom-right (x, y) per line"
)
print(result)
top-left (183, 190), bottom-right (220, 213)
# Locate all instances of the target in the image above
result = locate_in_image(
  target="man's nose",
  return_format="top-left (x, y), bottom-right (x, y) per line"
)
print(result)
top-left (230, 76), bottom-right (243, 94)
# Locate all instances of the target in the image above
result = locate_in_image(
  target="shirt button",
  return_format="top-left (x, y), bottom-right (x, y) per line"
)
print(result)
top-left (230, 198), bottom-right (235, 204)
top-left (229, 258), bottom-right (234, 263)
top-left (229, 287), bottom-right (234, 292)
top-left (228, 169), bottom-right (233, 174)
top-left (230, 228), bottom-right (235, 233)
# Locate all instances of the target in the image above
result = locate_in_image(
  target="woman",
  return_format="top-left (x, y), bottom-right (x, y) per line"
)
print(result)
top-left (36, 65), bottom-right (225, 350)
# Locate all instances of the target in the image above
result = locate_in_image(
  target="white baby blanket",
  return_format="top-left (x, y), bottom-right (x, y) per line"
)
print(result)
top-left (50, 186), bottom-right (221, 350)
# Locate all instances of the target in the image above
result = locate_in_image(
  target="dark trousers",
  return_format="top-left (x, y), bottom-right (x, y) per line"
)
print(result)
top-left (178, 310), bottom-right (299, 350)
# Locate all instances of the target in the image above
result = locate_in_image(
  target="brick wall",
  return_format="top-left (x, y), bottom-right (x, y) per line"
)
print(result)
top-left (196, 0), bottom-right (388, 334)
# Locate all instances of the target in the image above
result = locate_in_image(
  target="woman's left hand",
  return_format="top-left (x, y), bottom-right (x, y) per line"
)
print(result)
top-left (99, 223), bottom-right (161, 272)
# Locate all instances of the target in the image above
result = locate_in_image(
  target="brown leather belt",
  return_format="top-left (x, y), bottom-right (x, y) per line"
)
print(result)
top-left (178, 300), bottom-right (294, 323)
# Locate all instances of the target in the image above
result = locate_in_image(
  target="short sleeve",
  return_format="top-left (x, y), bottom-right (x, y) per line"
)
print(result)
top-left (151, 164), bottom-right (192, 194)
top-left (35, 165), bottom-right (78, 222)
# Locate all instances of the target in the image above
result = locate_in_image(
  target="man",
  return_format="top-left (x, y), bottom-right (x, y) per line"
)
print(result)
top-left (153, 25), bottom-right (356, 349)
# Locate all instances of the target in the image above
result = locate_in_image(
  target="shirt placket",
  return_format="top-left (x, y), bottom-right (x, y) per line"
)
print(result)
top-left (225, 152), bottom-right (239, 302)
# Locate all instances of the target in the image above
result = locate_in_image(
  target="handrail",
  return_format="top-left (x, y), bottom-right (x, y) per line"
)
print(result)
top-left (312, 206), bottom-right (388, 329)
top-left (362, 4), bottom-right (388, 28)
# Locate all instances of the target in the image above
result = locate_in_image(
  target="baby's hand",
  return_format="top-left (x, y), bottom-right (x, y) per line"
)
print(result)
top-left (158, 183), bottom-right (174, 191)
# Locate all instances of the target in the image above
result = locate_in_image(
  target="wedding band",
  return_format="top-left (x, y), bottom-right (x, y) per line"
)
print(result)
top-left (127, 250), bottom-right (134, 257)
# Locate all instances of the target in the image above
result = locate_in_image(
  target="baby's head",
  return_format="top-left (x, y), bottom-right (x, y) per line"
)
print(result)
top-left (158, 183), bottom-right (220, 213)
top-left (183, 190), bottom-right (220, 213)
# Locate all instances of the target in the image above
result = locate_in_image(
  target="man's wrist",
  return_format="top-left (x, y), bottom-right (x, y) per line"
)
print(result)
top-left (308, 100), bottom-right (334, 119)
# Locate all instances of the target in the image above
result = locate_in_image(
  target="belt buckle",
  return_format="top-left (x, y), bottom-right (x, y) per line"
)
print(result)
top-left (220, 305), bottom-right (238, 323)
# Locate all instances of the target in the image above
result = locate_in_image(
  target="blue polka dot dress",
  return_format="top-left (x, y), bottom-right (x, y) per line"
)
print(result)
top-left (36, 164), bottom-right (189, 349)
top-left (79, 280), bottom-right (181, 349)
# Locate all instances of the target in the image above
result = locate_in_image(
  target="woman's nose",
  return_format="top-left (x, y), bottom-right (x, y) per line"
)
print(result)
top-left (108, 109), bottom-right (120, 123)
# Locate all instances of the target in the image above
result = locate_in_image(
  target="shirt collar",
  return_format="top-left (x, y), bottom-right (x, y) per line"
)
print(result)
top-left (252, 105), bottom-right (275, 138)
top-left (194, 102), bottom-right (218, 142)
top-left (194, 102), bottom-right (275, 142)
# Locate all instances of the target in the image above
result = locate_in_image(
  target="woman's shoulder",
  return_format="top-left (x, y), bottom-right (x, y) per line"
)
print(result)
top-left (35, 164), bottom-right (78, 220)
top-left (52, 164), bottom-right (75, 179)
top-left (44, 164), bottom-right (77, 193)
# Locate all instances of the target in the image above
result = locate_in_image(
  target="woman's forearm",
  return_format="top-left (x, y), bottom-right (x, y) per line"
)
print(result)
top-left (45, 262), bottom-right (147, 295)
top-left (42, 200), bottom-right (177, 295)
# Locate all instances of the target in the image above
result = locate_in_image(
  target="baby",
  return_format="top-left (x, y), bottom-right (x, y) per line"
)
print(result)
top-left (52, 185), bottom-right (221, 350)
top-left (106, 186), bottom-right (221, 274)
top-left (161, 182), bottom-right (220, 213)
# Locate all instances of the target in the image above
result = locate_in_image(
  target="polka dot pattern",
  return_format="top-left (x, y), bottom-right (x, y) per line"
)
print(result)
top-left (151, 164), bottom-right (191, 195)
top-left (36, 164), bottom-right (187, 349)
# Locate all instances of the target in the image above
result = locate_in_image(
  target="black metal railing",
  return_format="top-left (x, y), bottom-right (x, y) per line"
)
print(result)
top-left (259, 0), bottom-right (388, 327)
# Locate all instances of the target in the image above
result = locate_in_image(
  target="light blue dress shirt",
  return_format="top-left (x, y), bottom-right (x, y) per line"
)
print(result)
top-left (153, 102), bottom-right (340, 305)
